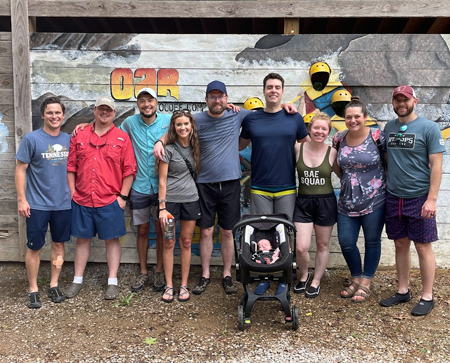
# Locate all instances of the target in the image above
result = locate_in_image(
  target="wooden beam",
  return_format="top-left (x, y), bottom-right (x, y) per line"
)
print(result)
top-left (24, 1), bottom-right (450, 19)
top-left (284, 18), bottom-right (299, 35)
top-left (11, 0), bottom-right (32, 262)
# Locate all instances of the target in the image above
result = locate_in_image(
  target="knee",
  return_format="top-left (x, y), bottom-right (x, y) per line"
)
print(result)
top-left (164, 239), bottom-right (175, 250)
top-left (180, 238), bottom-right (192, 249)
top-left (315, 241), bottom-right (329, 253)
top-left (200, 227), bottom-right (213, 239)
top-left (296, 244), bottom-right (309, 255)
top-left (138, 225), bottom-right (150, 238)
top-left (220, 229), bottom-right (233, 239)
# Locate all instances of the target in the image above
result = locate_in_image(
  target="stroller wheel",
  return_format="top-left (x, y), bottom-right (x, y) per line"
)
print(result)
top-left (291, 305), bottom-right (299, 331)
top-left (237, 305), bottom-right (245, 331)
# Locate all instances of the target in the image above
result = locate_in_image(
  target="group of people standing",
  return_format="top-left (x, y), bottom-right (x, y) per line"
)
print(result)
top-left (293, 85), bottom-right (444, 317)
top-left (16, 72), bottom-right (444, 317)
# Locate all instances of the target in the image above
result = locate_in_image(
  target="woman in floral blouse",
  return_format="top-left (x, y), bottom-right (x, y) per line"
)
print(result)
top-left (333, 96), bottom-right (386, 303)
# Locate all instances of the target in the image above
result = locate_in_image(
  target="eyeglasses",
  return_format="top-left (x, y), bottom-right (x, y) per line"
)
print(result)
top-left (89, 129), bottom-right (109, 148)
top-left (207, 95), bottom-right (226, 101)
top-left (396, 124), bottom-right (407, 141)
top-left (173, 109), bottom-right (191, 117)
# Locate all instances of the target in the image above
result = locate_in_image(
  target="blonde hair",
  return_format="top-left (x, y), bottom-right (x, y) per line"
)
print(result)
top-left (308, 111), bottom-right (332, 133)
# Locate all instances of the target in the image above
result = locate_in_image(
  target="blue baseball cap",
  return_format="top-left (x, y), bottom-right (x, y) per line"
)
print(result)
top-left (206, 80), bottom-right (227, 95)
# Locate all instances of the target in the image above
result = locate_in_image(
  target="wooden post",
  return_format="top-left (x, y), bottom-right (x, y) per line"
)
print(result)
top-left (11, 0), bottom-right (32, 262)
top-left (284, 18), bottom-right (299, 34)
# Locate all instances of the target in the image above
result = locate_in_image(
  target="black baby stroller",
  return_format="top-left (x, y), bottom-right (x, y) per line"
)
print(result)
top-left (233, 214), bottom-right (299, 330)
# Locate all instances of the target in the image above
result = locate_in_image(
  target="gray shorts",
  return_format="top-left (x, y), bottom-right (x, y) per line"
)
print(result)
top-left (129, 189), bottom-right (158, 226)
top-left (250, 190), bottom-right (296, 222)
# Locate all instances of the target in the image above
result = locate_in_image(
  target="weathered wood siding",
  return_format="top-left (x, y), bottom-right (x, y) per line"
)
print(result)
top-left (0, 32), bottom-right (19, 261)
top-left (4, 33), bottom-right (450, 268)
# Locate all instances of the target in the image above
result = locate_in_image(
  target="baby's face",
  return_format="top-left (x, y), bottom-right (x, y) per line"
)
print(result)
top-left (257, 239), bottom-right (271, 250)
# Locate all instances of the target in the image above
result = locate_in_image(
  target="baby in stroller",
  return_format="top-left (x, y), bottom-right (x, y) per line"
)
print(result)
top-left (252, 239), bottom-right (280, 265)
top-left (233, 214), bottom-right (299, 330)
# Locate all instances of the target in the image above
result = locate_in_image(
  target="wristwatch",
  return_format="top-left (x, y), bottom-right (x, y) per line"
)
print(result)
top-left (158, 199), bottom-right (167, 203)
top-left (118, 194), bottom-right (130, 201)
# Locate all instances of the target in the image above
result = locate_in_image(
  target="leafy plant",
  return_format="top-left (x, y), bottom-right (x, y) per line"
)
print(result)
top-left (114, 292), bottom-right (136, 307)
top-left (143, 337), bottom-right (157, 346)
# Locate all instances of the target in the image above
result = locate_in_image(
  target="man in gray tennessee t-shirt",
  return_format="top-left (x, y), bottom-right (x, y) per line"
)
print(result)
top-left (380, 85), bottom-right (445, 316)
top-left (15, 97), bottom-right (72, 309)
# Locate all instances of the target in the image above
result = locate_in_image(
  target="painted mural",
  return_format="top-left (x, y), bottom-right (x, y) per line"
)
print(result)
top-left (30, 33), bottom-right (450, 257)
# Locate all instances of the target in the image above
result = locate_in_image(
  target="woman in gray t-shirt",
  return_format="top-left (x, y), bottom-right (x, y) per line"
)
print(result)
top-left (332, 97), bottom-right (386, 303)
top-left (158, 110), bottom-right (201, 303)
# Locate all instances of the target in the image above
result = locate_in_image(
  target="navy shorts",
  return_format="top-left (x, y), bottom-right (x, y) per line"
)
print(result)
top-left (293, 193), bottom-right (337, 226)
top-left (71, 200), bottom-right (126, 240)
top-left (385, 192), bottom-right (438, 243)
top-left (196, 179), bottom-right (241, 230)
top-left (26, 209), bottom-right (71, 250)
top-left (161, 201), bottom-right (201, 221)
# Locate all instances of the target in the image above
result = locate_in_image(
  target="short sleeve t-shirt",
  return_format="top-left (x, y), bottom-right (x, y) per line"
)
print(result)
top-left (161, 142), bottom-right (199, 203)
top-left (384, 116), bottom-right (446, 198)
top-left (195, 109), bottom-right (251, 183)
top-left (15, 128), bottom-right (71, 211)
top-left (240, 109), bottom-right (308, 189)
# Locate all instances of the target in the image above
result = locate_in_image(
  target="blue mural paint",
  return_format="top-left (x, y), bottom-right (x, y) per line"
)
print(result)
top-left (0, 113), bottom-right (9, 153)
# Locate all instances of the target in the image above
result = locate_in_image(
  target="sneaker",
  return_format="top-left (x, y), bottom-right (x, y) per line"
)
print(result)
top-left (131, 273), bottom-right (149, 293)
top-left (193, 276), bottom-right (211, 295)
top-left (411, 298), bottom-right (434, 316)
top-left (27, 292), bottom-right (41, 309)
top-left (104, 284), bottom-right (119, 300)
top-left (380, 289), bottom-right (412, 307)
top-left (293, 272), bottom-right (311, 294)
top-left (65, 282), bottom-right (83, 299)
top-left (47, 286), bottom-right (66, 303)
top-left (305, 285), bottom-right (321, 298)
top-left (153, 271), bottom-right (165, 292)
top-left (222, 276), bottom-right (237, 295)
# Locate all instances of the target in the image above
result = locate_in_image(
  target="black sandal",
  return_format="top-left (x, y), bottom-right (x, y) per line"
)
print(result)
top-left (162, 286), bottom-right (174, 303)
top-left (178, 285), bottom-right (190, 302)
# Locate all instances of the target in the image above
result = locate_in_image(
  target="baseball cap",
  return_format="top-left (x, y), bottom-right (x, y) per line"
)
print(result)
top-left (137, 87), bottom-right (157, 100)
top-left (95, 95), bottom-right (115, 110)
top-left (206, 80), bottom-right (227, 95)
top-left (392, 85), bottom-right (417, 99)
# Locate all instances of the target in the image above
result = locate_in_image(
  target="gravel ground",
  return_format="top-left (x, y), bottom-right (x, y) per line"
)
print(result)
top-left (0, 262), bottom-right (449, 362)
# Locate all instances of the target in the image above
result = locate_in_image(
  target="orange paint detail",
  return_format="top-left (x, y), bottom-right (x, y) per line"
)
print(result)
top-left (134, 68), bottom-right (157, 97)
top-left (157, 69), bottom-right (179, 100)
top-left (110, 68), bottom-right (134, 100)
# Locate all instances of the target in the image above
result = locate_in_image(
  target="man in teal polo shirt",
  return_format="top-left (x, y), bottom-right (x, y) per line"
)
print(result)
top-left (119, 88), bottom-right (170, 293)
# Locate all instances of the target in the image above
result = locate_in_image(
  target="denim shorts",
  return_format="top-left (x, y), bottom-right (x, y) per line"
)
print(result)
top-left (26, 209), bottom-right (71, 250)
top-left (71, 200), bottom-right (126, 240)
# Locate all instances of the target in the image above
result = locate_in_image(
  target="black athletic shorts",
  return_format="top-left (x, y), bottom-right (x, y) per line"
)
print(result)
top-left (293, 193), bottom-right (337, 226)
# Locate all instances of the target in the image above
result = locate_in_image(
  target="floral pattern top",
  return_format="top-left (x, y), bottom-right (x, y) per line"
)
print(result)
top-left (332, 128), bottom-right (386, 216)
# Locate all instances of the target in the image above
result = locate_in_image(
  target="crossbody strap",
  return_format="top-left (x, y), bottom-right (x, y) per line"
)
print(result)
top-left (172, 143), bottom-right (196, 179)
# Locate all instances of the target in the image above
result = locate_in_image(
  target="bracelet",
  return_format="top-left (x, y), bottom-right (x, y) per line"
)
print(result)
top-left (159, 208), bottom-right (166, 211)
top-left (155, 139), bottom-right (164, 146)
top-left (158, 198), bottom-right (167, 203)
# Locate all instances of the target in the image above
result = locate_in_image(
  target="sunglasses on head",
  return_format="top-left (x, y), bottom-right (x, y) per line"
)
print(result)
top-left (173, 109), bottom-right (191, 116)
top-left (396, 124), bottom-right (407, 141)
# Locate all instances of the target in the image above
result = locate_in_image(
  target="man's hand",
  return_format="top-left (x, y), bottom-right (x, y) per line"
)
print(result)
top-left (153, 141), bottom-right (165, 159)
top-left (421, 199), bottom-right (437, 219)
top-left (282, 103), bottom-right (298, 114)
top-left (72, 123), bottom-right (90, 136)
top-left (227, 103), bottom-right (241, 113)
top-left (18, 200), bottom-right (31, 218)
top-left (117, 196), bottom-right (127, 210)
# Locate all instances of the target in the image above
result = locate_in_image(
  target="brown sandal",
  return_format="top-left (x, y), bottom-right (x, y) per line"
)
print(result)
top-left (340, 281), bottom-right (359, 298)
top-left (351, 286), bottom-right (371, 303)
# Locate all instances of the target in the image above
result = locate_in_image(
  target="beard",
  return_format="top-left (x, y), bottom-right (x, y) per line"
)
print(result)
top-left (208, 104), bottom-right (226, 115)
top-left (140, 109), bottom-right (156, 119)
top-left (394, 105), bottom-right (414, 117)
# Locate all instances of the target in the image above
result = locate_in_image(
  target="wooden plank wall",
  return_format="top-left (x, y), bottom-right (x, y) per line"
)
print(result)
top-left (0, 32), bottom-right (19, 261)
top-left (19, 33), bottom-right (449, 269)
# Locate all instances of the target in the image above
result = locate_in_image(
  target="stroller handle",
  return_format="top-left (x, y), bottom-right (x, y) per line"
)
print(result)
top-left (232, 215), bottom-right (297, 234)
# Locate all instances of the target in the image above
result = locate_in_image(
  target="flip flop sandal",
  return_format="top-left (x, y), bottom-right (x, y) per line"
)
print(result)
top-left (162, 286), bottom-right (174, 303)
top-left (340, 281), bottom-right (359, 298)
top-left (178, 285), bottom-right (190, 302)
top-left (351, 286), bottom-right (371, 303)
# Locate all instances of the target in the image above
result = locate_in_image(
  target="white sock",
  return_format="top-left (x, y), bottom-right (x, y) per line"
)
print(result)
top-left (73, 276), bottom-right (83, 284)
top-left (108, 278), bottom-right (118, 286)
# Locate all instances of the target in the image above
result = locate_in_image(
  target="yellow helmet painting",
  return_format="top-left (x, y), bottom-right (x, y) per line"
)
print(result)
top-left (309, 62), bottom-right (331, 92)
top-left (303, 112), bottom-right (315, 124)
top-left (243, 97), bottom-right (264, 110)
